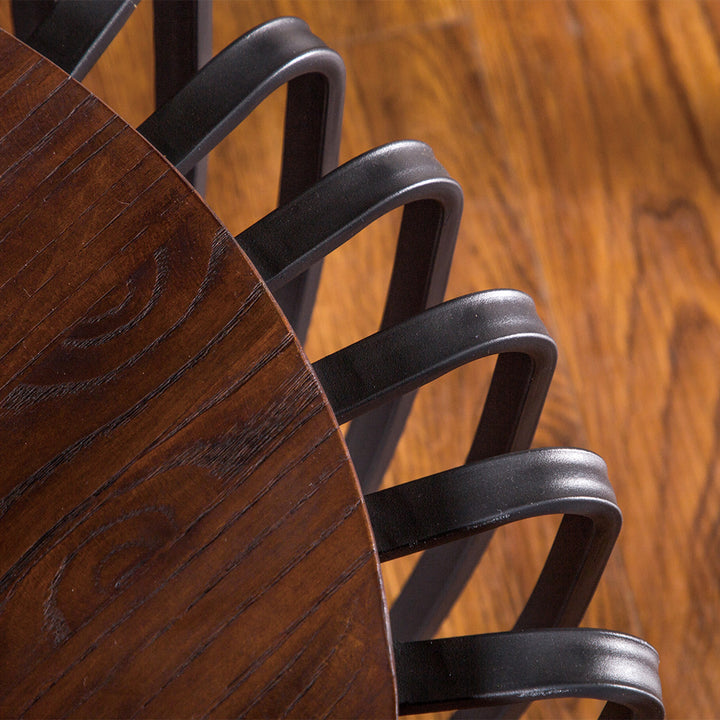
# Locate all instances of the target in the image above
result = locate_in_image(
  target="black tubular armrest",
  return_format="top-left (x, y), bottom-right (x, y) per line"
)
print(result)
top-left (395, 629), bottom-right (664, 718)
top-left (315, 291), bottom-right (556, 636)
top-left (137, 16), bottom-right (344, 187)
top-left (239, 139), bottom-right (462, 458)
top-left (313, 290), bottom-right (555, 431)
top-left (367, 448), bottom-right (620, 629)
top-left (238, 140), bottom-right (460, 299)
top-left (13, 0), bottom-right (137, 79)
top-left (138, 16), bottom-right (345, 334)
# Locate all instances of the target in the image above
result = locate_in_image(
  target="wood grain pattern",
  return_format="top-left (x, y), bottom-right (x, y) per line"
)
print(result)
top-left (3, 2), bottom-right (719, 718)
top-left (0, 28), bottom-right (395, 719)
top-left (31, 2), bottom-right (715, 718)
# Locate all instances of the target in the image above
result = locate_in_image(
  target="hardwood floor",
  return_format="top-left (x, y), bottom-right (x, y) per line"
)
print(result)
top-left (2, 1), bottom-right (718, 717)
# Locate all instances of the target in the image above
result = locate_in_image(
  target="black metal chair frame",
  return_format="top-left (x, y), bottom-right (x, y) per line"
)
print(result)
top-left (138, 16), bottom-right (346, 339)
top-left (152, 0), bottom-right (213, 191)
top-left (315, 291), bottom-right (557, 638)
top-left (239, 140), bottom-right (462, 490)
top-left (11, 0), bottom-right (136, 80)
top-left (395, 629), bottom-right (664, 718)
top-left (367, 446), bottom-right (621, 626)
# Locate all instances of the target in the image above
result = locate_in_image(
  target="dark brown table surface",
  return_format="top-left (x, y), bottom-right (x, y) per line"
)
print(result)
top-left (0, 28), bottom-right (396, 719)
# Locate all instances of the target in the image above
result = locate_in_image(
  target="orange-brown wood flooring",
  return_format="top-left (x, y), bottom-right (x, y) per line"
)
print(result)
top-left (1, 2), bottom-right (717, 718)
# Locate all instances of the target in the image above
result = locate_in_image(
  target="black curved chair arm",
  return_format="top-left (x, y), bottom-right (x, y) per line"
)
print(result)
top-left (240, 135), bottom-right (460, 364)
top-left (137, 16), bottom-right (344, 186)
top-left (318, 291), bottom-right (554, 496)
top-left (367, 447), bottom-right (618, 553)
top-left (318, 292), bottom-right (556, 639)
top-left (367, 448), bottom-right (620, 644)
top-left (238, 140), bottom-right (460, 299)
top-left (138, 16), bottom-right (344, 335)
top-left (395, 629), bottom-right (664, 718)
top-left (240, 140), bottom-right (462, 487)
top-left (313, 290), bottom-right (555, 429)
top-left (11, 0), bottom-right (137, 80)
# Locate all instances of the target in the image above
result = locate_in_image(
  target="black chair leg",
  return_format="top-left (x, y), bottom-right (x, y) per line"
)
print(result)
top-left (152, 0), bottom-right (212, 193)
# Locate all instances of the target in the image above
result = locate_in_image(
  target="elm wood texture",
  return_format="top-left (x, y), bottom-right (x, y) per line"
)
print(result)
top-left (0, 30), bottom-right (395, 719)
top-left (36, 2), bottom-right (720, 718)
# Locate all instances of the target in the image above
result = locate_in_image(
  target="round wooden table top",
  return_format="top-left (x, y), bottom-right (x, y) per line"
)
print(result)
top-left (0, 28), bottom-right (396, 719)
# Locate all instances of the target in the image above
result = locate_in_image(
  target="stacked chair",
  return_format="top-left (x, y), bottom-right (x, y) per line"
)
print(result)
top-left (11, 1), bottom-right (664, 717)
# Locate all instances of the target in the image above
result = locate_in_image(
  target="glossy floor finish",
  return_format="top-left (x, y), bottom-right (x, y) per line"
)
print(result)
top-left (2, 1), bottom-right (718, 718)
